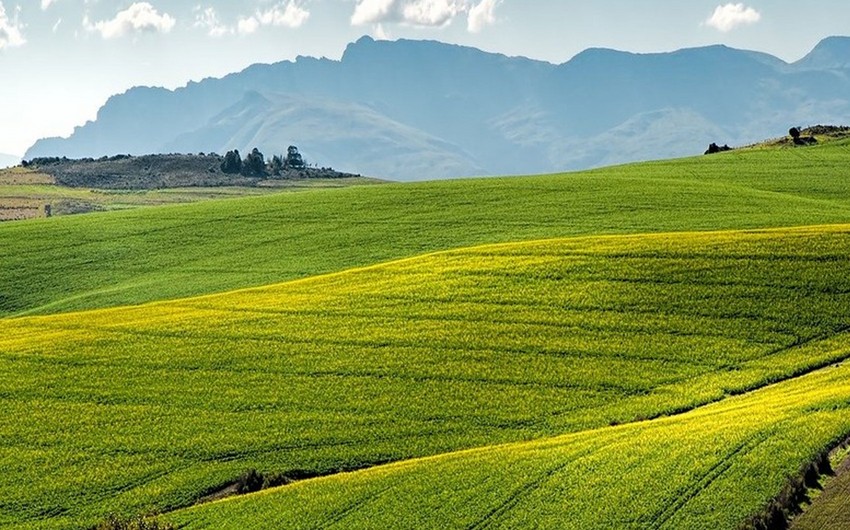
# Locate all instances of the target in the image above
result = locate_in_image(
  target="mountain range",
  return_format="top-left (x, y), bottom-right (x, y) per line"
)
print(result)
top-left (0, 153), bottom-right (21, 169)
top-left (25, 36), bottom-right (850, 181)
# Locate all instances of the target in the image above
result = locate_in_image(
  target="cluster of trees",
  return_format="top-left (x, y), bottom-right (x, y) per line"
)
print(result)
top-left (789, 127), bottom-right (817, 146)
top-left (704, 142), bottom-right (732, 155)
top-left (220, 146), bottom-right (307, 177)
top-left (22, 154), bottom-right (133, 167)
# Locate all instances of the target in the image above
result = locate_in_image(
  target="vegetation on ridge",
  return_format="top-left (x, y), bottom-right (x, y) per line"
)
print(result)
top-left (22, 148), bottom-right (361, 190)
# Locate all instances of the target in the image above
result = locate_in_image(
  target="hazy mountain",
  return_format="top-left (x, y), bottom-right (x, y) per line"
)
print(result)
top-left (0, 153), bottom-right (20, 169)
top-left (164, 91), bottom-right (484, 180)
top-left (26, 36), bottom-right (850, 181)
top-left (795, 36), bottom-right (850, 70)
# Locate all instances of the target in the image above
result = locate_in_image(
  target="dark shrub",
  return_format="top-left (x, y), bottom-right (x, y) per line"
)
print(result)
top-left (235, 468), bottom-right (264, 494)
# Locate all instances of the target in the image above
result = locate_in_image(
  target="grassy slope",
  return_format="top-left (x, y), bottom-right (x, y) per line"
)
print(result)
top-left (4, 226), bottom-right (850, 528)
top-left (167, 354), bottom-right (850, 530)
top-left (0, 166), bottom-right (380, 221)
top-left (2, 141), bottom-right (850, 317)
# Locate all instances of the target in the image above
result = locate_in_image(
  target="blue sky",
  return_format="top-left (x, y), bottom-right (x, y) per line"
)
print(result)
top-left (1, 0), bottom-right (848, 156)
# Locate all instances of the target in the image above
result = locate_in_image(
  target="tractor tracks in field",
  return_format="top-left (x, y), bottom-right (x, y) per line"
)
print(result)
top-left (647, 429), bottom-right (778, 529)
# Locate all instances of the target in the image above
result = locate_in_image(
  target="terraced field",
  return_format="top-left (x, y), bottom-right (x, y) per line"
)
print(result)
top-left (4, 226), bottom-right (850, 529)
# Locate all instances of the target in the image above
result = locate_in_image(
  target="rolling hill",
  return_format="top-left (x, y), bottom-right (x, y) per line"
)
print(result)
top-left (24, 36), bottom-right (850, 180)
top-left (3, 140), bottom-right (850, 318)
top-left (166, 352), bottom-right (850, 530)
top-left (4, 225), bottom-right (850, 529)
top-left (4, 140), bottom-right (850, 529)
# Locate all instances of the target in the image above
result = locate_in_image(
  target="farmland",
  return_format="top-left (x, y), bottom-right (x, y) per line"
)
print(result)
top-left (0, 166), bottom-right (380, 222)
top-left (4, 225), bottom-right (850, 528)
top-left (3, 140), bottom-right (850, 529)
top-left (166, 355), bottom-right (850, 530)
top-left (2, 140), bottom-right (850, 318)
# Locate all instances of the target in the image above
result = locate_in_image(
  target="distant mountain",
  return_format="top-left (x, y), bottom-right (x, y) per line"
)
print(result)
top-left (0, 153), bottom-right (20, 169)
top-left (795, 36), bottom-right (850, 70)
top-left (25, 36), bottom-right (850, 181)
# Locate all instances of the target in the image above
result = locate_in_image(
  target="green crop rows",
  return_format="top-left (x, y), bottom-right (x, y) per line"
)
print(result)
top-left (3, 225), bottom-right (850, 528)
top-left (4, 142), bottom-right (850, 528)
top-left (166, 351), bottom-right (850, 530)
top-left (2, 140), bottom-right (850, 318)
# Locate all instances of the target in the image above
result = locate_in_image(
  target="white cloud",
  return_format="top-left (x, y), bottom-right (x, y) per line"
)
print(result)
top-left (351, 0), bottom-right (469, 27)
top-left (351, 0), bottom-right (395, 26)
top-left (401, 0), bottom-right (462, 27)
top-left (467, 0), bottom-right (499, 33)
top-left (41, 0), bottom-right (55, 10)
top-left (705, 3), bottom-right (761, 32)
top-left (353, 0), bottom-right (497, 29)
top-left (194, 6), bottom-right (230, 37)
top-left (0, 2), bottom-right (25, 49)
top-left (237, 15), bottom-right (260, 34)
top-left (257, 1), bottom-right (310, 28)
top-left (237, 1), bottom-right (310, 35)
top-left (52, 18), bottom-right (62, 33)
top-left (84, 2), bottom-right (176, 40)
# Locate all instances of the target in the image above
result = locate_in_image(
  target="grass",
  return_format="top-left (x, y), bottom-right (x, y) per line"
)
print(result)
top-left (2, 139), bottom-right (850, 318)
top-left (165, 353), bottom-right (850, 530)
top-left (0, 167), bottom-right (381, 222)
top-left (4, 226), bottom-right (850, 529)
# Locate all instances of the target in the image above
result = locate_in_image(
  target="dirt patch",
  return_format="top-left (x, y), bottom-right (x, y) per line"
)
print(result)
top-left (791, 444), bottom-right (850, 530)
top-left (0, 206), bottom-right (44, 221)
top-left (0, 167), bottom-right (55, 185)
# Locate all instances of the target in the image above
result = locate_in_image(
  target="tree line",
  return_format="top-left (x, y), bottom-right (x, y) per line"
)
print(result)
top-left (220, 146), bottom-right (306, 177)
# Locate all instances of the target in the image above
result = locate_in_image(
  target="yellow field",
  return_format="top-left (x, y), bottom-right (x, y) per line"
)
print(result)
top-left (3, 224), bottom-right (850, 528)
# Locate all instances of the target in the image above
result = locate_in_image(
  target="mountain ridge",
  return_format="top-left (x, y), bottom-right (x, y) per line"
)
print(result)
top-left (26, 36), bottom-right (850, 181)
top-left (0, 153), bottom-right (20, 169)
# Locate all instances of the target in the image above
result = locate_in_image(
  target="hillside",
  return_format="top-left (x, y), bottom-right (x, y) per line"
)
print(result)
top-left (0, 165), bottom-right (378, 222)
top-left (2, 140), bottom-right (850, 318)
top-left (24, 36), bottom-right (850, 180)
top-left (4, 225), bottom-right (850, 529)
top-left (166, 352), bottom-right (850, 530)
top-left (24, 150), bottom-right (363, 190)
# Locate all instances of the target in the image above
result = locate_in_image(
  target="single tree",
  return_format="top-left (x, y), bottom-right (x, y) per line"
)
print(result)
top-left (220, 149), bottom-right (242, 174)
top-left (285, 145), bottom-right (306, 170)
top-left (242, 147), bottom-right (266, 177)
top-left (270, 154), bottom-right (284, 176)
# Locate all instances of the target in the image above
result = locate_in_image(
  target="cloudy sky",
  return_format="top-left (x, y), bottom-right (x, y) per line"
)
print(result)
top-left (0, 0), bottom-right (848, 157)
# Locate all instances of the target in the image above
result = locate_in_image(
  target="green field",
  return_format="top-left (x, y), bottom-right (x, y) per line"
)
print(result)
top-left (3, 141), bottom-right (850, 529)
top-left (3, 226), bottom-right (850, 529)
top-left (166, 357), bottom-right (850, 529)
top-left (2, 140), bottom-right (850, 318)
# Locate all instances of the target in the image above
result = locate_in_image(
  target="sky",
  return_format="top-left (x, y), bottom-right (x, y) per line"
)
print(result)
top-left (0, 1), bottom-right (848, 157)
